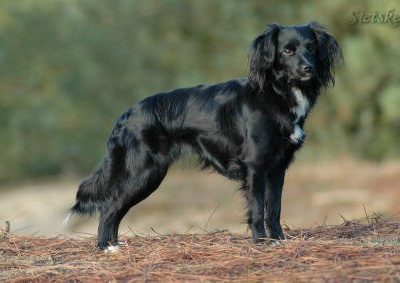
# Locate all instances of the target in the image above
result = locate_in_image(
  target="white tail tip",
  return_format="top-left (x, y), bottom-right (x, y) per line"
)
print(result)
top-left (62, 212), bottom-right (73, 226)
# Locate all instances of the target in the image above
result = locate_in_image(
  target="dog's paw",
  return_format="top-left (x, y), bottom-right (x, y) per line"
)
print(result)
top-left (254, 238), bottom-right (282, 247)
top-left (266, 239), bottom-right (282, 247)
top-left (117, 239), bottom-right (128, 247)
top-left (104, 245), bottom-right (120, 253)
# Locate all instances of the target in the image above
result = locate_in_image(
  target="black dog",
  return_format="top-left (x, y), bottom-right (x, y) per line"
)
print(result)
top-left (70, 22), bottom-right (342, 250)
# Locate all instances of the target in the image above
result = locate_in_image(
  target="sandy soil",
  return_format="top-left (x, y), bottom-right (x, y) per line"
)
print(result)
top-left (0, 158), bottom-right (399, 238)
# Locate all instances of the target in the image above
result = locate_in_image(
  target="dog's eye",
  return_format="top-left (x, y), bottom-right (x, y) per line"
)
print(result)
top-left (283, 48), bottom-right (294, 56)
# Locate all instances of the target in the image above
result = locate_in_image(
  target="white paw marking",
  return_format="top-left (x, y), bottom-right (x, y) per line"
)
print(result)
top-left (118, 240), bottom-right (127, 246)
top-left (268, 239), bottom-right (282, 247)
top-left (104, 245), bottom-right (120, 253)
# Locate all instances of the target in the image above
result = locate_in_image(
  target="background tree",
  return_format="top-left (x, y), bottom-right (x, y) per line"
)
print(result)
top-left (0, 0), bottom-right (399, 182)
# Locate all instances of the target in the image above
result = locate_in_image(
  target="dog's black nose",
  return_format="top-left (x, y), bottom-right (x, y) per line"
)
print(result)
top-left (301, 65), bottom-right (314, 73)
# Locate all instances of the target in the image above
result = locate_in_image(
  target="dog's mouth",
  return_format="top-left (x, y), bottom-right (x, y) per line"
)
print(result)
top-left (295, 71), bottom-right (315, 81)
top-left (299, 74), bottom-right (312, 81)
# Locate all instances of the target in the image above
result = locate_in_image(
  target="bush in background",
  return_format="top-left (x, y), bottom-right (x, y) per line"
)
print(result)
top-left (0, 0), bottom-right (399, 182)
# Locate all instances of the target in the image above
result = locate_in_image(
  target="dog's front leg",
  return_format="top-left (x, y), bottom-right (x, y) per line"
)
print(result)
top-left (264, 169), bottom-right (285, 240)
top-left (245, 170), bottom-right (268, 243)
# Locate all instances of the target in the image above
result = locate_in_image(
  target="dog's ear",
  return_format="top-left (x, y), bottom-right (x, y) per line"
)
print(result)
top-left (309, 22), bottom-right (343, 88)
top-left (249, 23), bottom-right (281, 91)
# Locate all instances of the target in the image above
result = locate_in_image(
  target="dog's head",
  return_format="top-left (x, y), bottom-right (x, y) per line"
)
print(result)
top-left (249, 22), bottom-right (342, 91)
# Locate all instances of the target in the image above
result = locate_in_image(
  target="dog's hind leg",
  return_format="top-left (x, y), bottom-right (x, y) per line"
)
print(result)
top-left (97, 151), bottom-right (169, 250)
top-left (97, 197), bottom-right (130, 251)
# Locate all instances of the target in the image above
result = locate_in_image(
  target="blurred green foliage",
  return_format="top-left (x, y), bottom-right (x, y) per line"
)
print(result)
top-left (0, 0), bottom-right (399, 182)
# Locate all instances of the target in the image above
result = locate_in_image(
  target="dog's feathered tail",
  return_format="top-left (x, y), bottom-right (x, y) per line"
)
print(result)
top-left (70, 158), bottom-right (111, 216)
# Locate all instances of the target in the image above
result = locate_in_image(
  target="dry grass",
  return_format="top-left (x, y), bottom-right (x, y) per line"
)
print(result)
top-left (1, 214), bottom-right (400, 282)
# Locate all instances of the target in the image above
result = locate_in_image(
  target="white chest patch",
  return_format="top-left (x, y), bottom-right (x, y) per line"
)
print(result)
top-left (291, 88), bottom-right (309, 123)
top-left (290, 88), bottom-right (309, 144)
top-left (290, 124), bottom-right (305, 143)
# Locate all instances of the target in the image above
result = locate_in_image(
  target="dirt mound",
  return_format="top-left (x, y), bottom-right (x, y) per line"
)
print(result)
top-left (1, 214), bottom-right (400, 282)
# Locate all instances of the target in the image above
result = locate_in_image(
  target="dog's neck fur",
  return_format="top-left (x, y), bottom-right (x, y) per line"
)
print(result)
top-left (256, 77), bottom-right (320, 143)
top-left (264, 77), bottom-right (318, 115)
